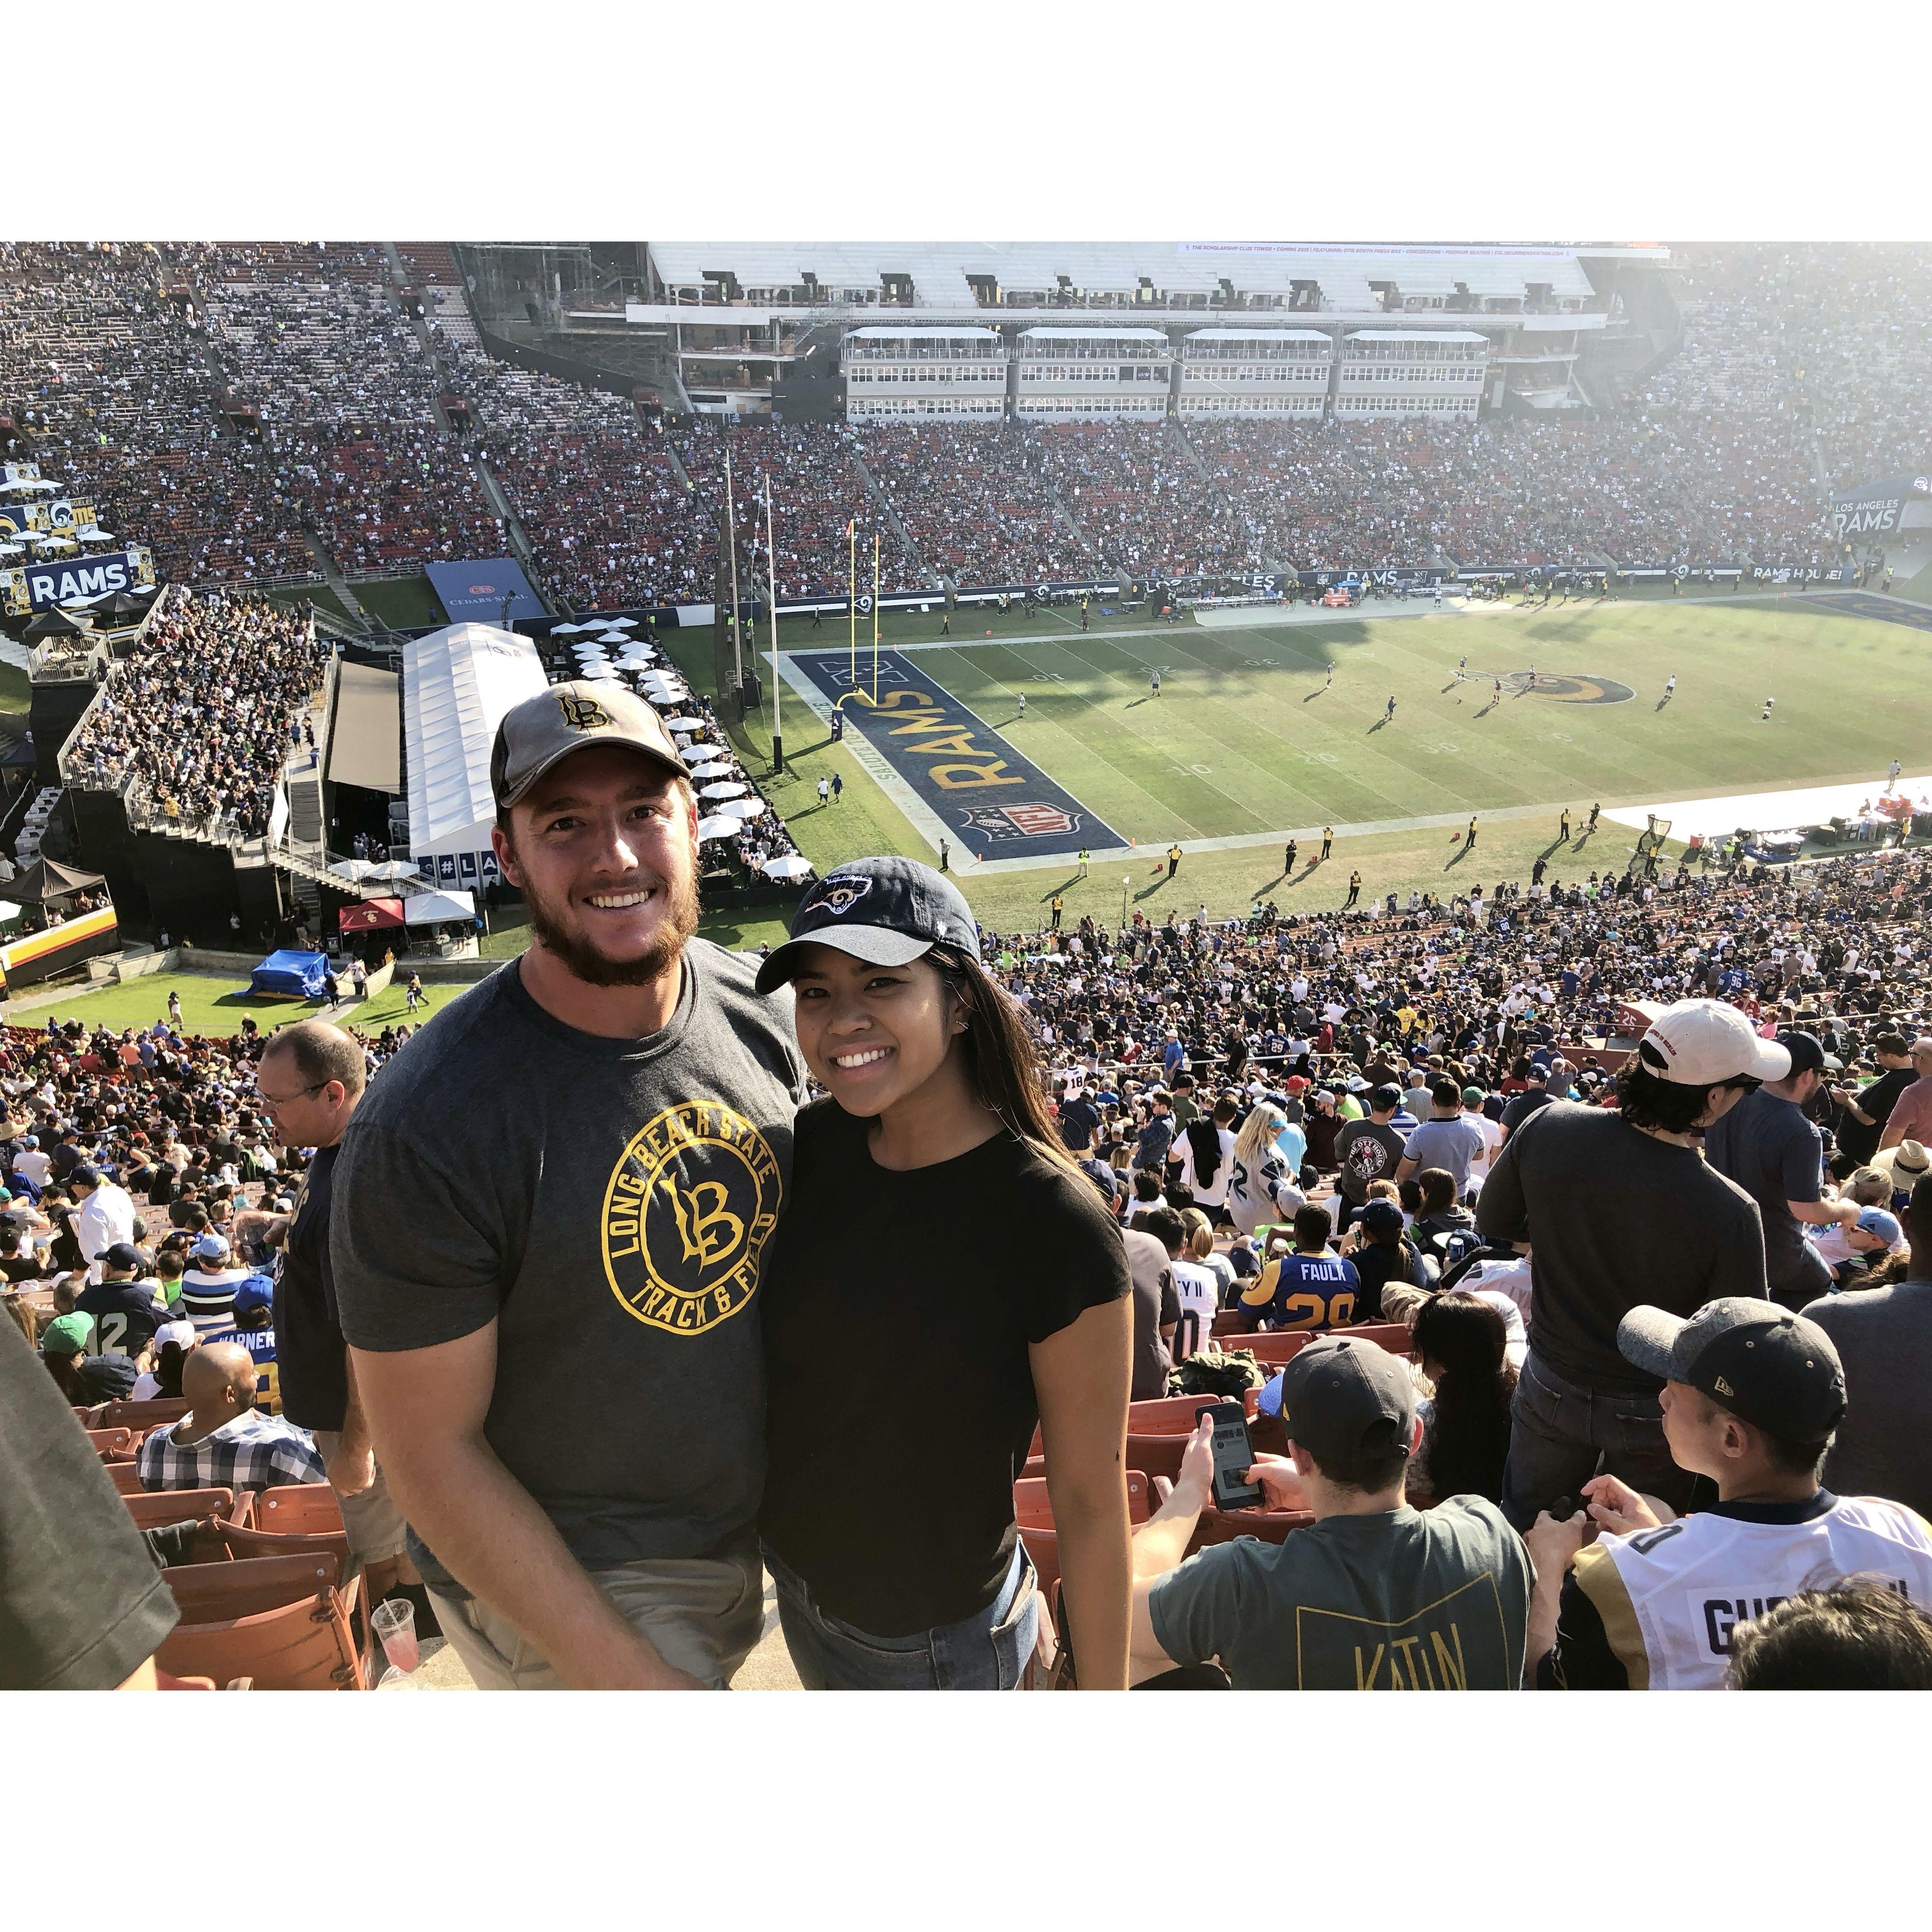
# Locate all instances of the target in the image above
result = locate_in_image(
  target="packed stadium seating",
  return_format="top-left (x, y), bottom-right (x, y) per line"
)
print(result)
top-left (14, 240), bottom-right (1926, 608)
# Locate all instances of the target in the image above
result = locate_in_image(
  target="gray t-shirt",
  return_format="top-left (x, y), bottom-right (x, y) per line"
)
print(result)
top-left (1704, 1089), bottom-right (1830, 1304)
top-left (1803, 1280), bottom-right (1932, 1518)
top-left (1149, 1497), bottom-right (1532, 1689)
top-left (331, 942), bottom-right (807, 1587)
top-left (1399, 1115), bottom-right (1488, 1195)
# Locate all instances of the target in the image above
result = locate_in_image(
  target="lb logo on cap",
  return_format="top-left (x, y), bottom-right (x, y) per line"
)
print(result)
top-left (556, 690), bottom-right (612, 734)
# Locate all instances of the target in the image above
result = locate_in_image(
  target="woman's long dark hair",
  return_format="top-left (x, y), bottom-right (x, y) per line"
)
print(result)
top-left (927, 945), bottom-right (1077, 1170)
top-left (1412, 1291), bottom-right (1516, 1504)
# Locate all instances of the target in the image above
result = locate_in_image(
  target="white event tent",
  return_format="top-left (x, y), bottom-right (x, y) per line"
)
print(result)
top-left (404, 622), bottom-right (550, 883)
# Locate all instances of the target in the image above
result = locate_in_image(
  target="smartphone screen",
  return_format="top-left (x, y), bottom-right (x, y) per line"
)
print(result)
top-left (1197, 1401), bottom-right (1264, 1510)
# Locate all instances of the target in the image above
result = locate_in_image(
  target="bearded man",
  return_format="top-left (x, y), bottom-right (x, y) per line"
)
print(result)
top-left (332, 682), bottom-right (807, 1689)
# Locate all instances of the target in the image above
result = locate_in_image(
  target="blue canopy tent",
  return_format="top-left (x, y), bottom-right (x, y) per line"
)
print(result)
top-left (249, 949), bottom-right (331, 1000)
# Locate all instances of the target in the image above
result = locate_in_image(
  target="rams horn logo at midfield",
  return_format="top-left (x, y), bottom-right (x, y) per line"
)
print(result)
top-left (602, 1103), bottom-right (781, 1335)
top-left (1520, 673), bottom-right (1634, 706)
top-left (556, 690), bottom-right (613, 733)
top-left (807, 875), bottom-right (873, 916)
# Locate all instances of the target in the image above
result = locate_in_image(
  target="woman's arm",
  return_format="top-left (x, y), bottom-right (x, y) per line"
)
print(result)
top-left (1031, 1296), bottom-right (1132, 1691)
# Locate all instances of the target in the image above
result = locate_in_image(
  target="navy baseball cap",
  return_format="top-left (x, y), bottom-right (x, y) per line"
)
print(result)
top-left (103, 1242), bottom-right (146, 1272)
top-left (755, 857), bottom-right (980, 993)
top-left (1619, 1298), bottom-right (1846, 1441)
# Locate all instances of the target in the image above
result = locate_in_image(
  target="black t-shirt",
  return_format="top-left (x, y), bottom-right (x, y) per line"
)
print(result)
top-left (0, 1318), bottom-right (178, 1688)
top-left (74, 1278), bottom-right (168, 1357)
top-left (0, 1254), bottom-right (41, 1283)
top-left (1838, 1066), bottom-right (1914, 1167)
top-left (760, 1099), bottom-right (1132, 1635)
top-left (1476, 1103), bottom-right (1767, 1395)
top-left (272, 1142), bottom-right (347, 1431)
top-left (1500, 1087), bottom-right (1554, 1137)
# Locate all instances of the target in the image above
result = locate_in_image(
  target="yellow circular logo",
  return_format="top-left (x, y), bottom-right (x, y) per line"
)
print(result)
top-left (601, 1102), bottom-right (782, 1335)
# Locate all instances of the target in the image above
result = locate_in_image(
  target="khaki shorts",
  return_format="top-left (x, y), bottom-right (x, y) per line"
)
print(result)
top-left (427, 1536), bottom-right (764, 1691)
top-left (311, 1433), bottom-right (410, 1568)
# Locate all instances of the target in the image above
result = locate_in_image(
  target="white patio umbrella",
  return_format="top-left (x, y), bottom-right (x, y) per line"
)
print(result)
top-left (663, 716), bottom-right (706, 732)
top-left (719, 796), bottom-right (767, 819)
top-left (366, 860), bottom-right (420, 881)
top-left (760, 854), bottom-right (814, 880)
top-left (696, 815), bottom-right (742, 841)
top-left (329, 858), bottom-right (378, 881)
top-left (551, 622), bottom-right (586, 634)
top-left (700, 782), bottom-right (748, 800)
top-left (686, 763), bottom-right (734, 781)
top-left (600, 615), bottom-right (638, 628)
top-left (581, 665), bottom-right (619, 680)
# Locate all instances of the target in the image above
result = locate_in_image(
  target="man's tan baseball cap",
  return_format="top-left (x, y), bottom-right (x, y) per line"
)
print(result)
top-left (490, 681), bottom-right (690, 808)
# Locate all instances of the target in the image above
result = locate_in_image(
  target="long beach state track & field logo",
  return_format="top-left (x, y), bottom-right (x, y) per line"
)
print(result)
top-left (601, 1102), bottom-right (782, 1335)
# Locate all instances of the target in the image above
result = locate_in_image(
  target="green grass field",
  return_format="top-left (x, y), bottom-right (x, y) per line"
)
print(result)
top-left (668, 593), bottom-right (1932, 934)
top-left (11, 972), bottom-right (469, 1037)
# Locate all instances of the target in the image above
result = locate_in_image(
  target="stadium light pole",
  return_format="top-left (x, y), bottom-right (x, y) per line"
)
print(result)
top-left (724, 447), bottom-right (743, 690)
top-left (847, 519), bottom-right (857, 696)
top-left (872, 529), bottom-right (880, 704)
top-left (766, 473), bottom-right (782, 774)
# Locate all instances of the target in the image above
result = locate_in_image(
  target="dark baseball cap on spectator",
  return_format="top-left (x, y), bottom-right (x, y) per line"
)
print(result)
top-left (1619, 1298), bottom-right (1846, 1441)
top-left (1370, 1083), bottom-right (1403, 1112)
top-left (1360, 1199), bottom-right (1406, 1238)
top-left (1778, 1031), bottom-right (1826, 1078)
top-left (103, 1242), bottom-right (145, 1272)
top-left (491, 680), bottom-right (689, 809)
top-left (1256, 1333), bottom-right (1417, 1462)
top-left (756, 856), bottom-right (980, 994)
top-left (70, 1165), bottom-right (99, 1188)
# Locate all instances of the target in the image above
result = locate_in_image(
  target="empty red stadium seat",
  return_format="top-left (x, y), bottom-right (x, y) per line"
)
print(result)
top-left (125, 1487), bottom-right (235, 1532)
top-left (156, 1580), bottom-right (367, 1691)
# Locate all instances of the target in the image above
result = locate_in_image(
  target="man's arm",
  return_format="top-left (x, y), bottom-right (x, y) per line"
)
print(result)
top-left (1523, 1509), bottom-right (1585, 1681)
top-left (350, 1325), bottom-right (702, 1690)
top-left (1032, 1298), bottom-right (1133, 1691)
top-left (324, 1347), bottom-right (375, 1498)
top-left (1475, 1127), bottom-right (1530, 1247)
top-left (1128, 1417), bottom-right (1213, 1681)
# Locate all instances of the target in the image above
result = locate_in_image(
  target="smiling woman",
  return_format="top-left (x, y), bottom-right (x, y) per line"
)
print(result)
top-left (753, 855), bottom-right (1135, 1689)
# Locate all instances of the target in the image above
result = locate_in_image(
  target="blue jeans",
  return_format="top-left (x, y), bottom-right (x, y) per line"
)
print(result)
top-left (764, 1541), bottom-right (1038, 1690)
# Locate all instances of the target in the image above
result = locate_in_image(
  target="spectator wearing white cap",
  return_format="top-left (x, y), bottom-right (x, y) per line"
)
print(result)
top-left (1479, 999), bottom-right (1783, 1529)
top-left (1528, 1298), bottom-right (1932, 1690)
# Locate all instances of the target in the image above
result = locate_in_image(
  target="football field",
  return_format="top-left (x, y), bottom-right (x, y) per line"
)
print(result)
top-left (682, 590), bottom-right (1932, 937)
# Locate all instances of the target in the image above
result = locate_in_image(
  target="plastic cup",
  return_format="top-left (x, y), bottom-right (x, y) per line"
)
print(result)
top-left (372, 1596), bottom-right (420, 1674)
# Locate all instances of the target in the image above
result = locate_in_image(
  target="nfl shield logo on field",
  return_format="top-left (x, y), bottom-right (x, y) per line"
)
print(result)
top-left (961, 803), bottom-right (1080, 841)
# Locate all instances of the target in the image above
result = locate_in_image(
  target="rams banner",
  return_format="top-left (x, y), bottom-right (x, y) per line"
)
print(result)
top-left (794, 649), bottom-right (1123, 862)
top-left (23, 548), bottom-right (154, 612)
top-left (1828, 474), bottom-right (1932, 540)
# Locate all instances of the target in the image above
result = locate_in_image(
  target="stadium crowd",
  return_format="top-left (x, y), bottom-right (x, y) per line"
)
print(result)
top-left (13, 241), bottom-right (1927, 607)
top-left (67, 588), bottom-right (325, 840)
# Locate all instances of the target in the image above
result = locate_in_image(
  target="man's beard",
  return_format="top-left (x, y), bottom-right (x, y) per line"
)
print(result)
top-left (522, 861), bottom-right (700, 988)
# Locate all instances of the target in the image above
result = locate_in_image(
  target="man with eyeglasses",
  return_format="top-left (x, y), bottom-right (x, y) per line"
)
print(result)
top-left (1476, 999), bottom-right (1781, 1529)
top-left (257, 1019), bottom-right (417, 1612)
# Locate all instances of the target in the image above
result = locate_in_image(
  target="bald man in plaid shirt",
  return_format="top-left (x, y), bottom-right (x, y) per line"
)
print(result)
top-left (136, 1341), bottom-right (325, 1493)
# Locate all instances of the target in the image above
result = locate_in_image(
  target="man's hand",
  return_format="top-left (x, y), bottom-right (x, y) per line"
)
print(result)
top-left (1583, 1474), bottom-right (1670, 1536)
top-left (1175, 1414), bottom-right (1215, 1508)
top-left (1242, 1452), bottom-right (1307, 1513)
top-left (1524, 1507), bottom-right (1587, 1580)
top-left (326, 1438), bottom-right (376, 1499)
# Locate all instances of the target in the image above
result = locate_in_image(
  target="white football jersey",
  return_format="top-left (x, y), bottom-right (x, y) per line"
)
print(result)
top-left (1169, 1259), bottom-right (1219, 1363)
top-left (1573, 1494), bottom-right (1932, 1690)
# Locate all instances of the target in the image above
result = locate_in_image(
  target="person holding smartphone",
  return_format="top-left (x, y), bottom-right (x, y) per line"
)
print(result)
top-left (757, 857), bottom-right (1134, 1690)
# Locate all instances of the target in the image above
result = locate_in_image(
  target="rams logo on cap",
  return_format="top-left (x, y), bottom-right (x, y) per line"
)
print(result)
top-left (808, 876), bottom-right (873, 916)
top-left (556, 690), bottom-right (612, 733)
